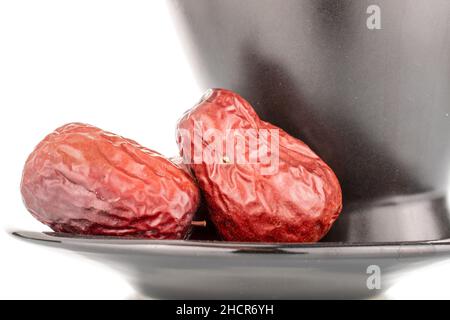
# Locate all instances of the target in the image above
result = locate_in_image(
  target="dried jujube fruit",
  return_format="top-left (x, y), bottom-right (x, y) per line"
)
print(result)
top-left (21, 123), bottom-right (200, 239)
top-left (176, 89), bottom-right (343, 242)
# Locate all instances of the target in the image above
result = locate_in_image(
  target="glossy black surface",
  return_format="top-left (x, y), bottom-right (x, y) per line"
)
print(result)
top-left (168, 0), bottom-right (450, 242)
top-left (12, 231), bottom-right (450, 299)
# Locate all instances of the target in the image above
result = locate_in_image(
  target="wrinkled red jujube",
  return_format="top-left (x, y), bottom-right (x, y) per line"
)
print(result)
top-left (21, 123), bottom-right (200, 239)
top-left (177, 89), bottom-right (342, 242)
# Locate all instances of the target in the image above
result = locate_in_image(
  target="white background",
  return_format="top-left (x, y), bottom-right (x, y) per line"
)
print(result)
top-left (0, 0), bottom-right (449, 299)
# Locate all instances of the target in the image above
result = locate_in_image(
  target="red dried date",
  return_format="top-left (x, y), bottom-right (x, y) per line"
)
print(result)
top-left (21, 123), bottom-right (200, 239)
top-left (176, 89), bottom-right (342, 242)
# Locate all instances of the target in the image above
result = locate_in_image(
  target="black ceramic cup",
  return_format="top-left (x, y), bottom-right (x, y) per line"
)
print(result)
top-left (168, 0), bottom-right (450, 242)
